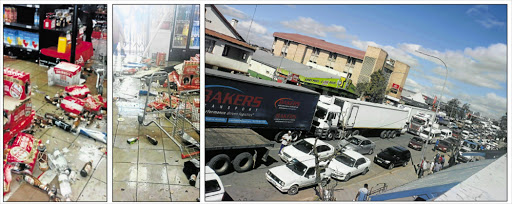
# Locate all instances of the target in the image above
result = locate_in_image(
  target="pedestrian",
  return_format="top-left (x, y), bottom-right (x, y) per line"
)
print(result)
top-left (434, 153), bottom-right (440, 163)
top-left (434, 139), bottom-right (440, 151)
top-left (418, 157), bottom-right (426, 178)
top-left (422, 160), bottom-right (429, 177)
top-left (434, 162), bottom-right (441, 173)
top-left (354, 184), bottom-right (369, 201)
top-left (441, 155), bottom-right (446, 168)
top-left (429, 160), bottom-right (435, 175)
top-left (279, 131), bottom-right (292, 154)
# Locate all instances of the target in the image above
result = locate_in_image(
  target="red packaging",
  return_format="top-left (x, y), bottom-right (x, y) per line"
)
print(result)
top-left (84, 95), bottom-right (106, 112)
top-left (193, 98), bottom-right (200, 108)
top-left (3, 97), bottom-right (32, 131)
top-left (4, 67), bottom-right (31, 100)
top-left (4, 161), bottom-right (13, 195)
top-left (5, 133), bottom-right (40, 170)
top-left (60, 96), bottom-right (85, 115)
top-left (64, 84), bottom-right (90, 98)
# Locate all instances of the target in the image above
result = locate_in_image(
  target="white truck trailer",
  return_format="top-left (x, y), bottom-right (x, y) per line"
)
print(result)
top-left (318, 96), bottom-right (410, 139)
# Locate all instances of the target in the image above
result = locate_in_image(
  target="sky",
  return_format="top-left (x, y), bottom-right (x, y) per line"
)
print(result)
top-left (215, 4), bottom-right (508, 120)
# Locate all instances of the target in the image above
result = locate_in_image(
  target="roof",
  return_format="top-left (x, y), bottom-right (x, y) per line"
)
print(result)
top-left (252, 50), bottom-right (340, 79)
top-left (206, 68), bottom-right (320, 95)
top-left (209, 5), bottom-right (245, 41)
top-left (273, 32), bottom-right (366, 60)
top-left (206, 28), bottom-right (256, 51)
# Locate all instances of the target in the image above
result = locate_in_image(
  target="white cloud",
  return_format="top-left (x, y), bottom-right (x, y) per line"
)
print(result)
top-left (466, 5), bottom-right (505, 28)
top-left (234, 20), bottom-right (274, 47)
top-left (280, 17), bottom-right (346, 38)
top-left (238, 20), bottom-right (267, 35)
top-left (216, 5), bottom-right (249, 20)
top-left (466, 92), bottom-right (507, 119)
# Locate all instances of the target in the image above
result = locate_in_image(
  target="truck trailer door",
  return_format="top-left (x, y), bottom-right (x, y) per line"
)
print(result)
top-left (347, 106), bottom-right (359, 128)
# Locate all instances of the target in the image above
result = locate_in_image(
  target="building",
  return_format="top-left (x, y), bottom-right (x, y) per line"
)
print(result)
top-left (272, 32), bottom-right (410, 98)
top-left (205, 5), bottom-right (256, 73)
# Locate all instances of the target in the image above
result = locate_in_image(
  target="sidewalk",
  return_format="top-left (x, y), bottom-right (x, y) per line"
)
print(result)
top-left (333, 165), bottom-right (419, 201)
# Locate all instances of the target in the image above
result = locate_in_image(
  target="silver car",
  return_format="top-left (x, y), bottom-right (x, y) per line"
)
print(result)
top-left (338, 135), bottom-right (376, 155)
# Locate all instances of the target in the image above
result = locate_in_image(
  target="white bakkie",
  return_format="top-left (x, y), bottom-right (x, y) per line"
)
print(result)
top-left (328, 149), bottom-right (371, 182)
top-left (279, 138), bottom-right (335, 163)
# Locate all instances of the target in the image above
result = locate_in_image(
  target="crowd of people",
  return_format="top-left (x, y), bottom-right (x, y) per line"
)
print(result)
top-left (417, 152), bottom-right (447, 178)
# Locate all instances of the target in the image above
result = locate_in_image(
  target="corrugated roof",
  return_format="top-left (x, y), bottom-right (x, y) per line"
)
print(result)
top-left (252, 49), bottom-right (340, 79)
top-left (206, 28), bottom-right (256, 51)
top-left (274, 32), bottom-right (366, 60)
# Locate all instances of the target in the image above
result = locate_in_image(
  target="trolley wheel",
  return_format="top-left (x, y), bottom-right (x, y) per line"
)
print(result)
top-left (208, 154), bottom-right (231, 175)
top-left (232, 152), bottom-right (254, 173)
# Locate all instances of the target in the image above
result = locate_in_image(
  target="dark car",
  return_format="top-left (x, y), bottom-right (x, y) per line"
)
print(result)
top-left (435, 140), bottom-right (453, 153)
top-left (407, 136), bottom-right (425, 151)
top-left (374, 146), bottom-right (411, 170)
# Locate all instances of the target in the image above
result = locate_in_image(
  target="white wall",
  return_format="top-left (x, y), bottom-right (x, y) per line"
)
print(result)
top-left (249, 60), bottom-right (276, 79)
top-left (306, 61), bottom-right (346, 78)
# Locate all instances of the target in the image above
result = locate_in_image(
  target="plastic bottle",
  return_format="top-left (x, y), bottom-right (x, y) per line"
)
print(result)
top-left (58, 173), bottom-right (72, 201)
top-left (80, 161), bottom-right (93, 177)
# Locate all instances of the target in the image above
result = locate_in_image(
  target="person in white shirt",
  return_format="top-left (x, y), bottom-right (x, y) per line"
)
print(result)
top-left (279, 131), bottom-right (292, 154)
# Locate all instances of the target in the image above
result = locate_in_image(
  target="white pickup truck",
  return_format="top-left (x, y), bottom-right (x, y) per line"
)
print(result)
top-left (419, 127), bottom-right (442, 144)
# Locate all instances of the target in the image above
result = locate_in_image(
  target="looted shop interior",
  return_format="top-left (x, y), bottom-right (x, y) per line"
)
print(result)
top-left (112, 5), bottom-right (200, 201)
top-left (3, 4), bottom-right (107, 201)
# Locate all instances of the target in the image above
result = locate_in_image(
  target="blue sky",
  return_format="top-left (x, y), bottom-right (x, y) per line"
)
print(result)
top-left (215, 4), bottom-right (508, 120)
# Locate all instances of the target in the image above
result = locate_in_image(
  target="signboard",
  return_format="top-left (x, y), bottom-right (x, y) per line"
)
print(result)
top-left (205, 75), bottom-right (319, 130)
top-left (392, 83), bottom-right (400, 89)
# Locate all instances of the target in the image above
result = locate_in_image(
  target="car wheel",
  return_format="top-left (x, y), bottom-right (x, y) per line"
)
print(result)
top-left (388, 163), bottom-right (394, 170)
top-left (232, 152), bottom-right (254, 173)
top-left (321, 178), bottom-right (329, 187)
top-left (288, 185), bottom-right (299, 195)
top-left (368, 148), bottom-right (374, 155)
top-left (403, 160), bottom-right (408, 167)
top-left (344, 173), bottom-right (351, 182)
top-left (208, 154), bottom-right (231, 175)
top-left (362, 167), bottom-right (369, 175)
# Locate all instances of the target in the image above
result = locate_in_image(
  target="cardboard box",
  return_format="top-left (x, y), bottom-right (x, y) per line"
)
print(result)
top-left (48, 62), bottom-right (81, 87)
top-left (4, 67), bottom-right (31, 100)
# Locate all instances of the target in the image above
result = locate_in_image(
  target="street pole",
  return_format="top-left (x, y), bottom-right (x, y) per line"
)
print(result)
top-left (415, 50), bottom-right (448, 165)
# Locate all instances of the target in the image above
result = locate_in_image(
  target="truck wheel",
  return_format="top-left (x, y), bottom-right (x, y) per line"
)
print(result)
top-left (208, 154), bottom-right (231, 175)
top-left (274, 131), bottom-right (285, 142)
top-left (390, 131), bottom-right (397, 138)
top-left (352, 130), bottom-right (360, 136)
top-left (232, 152), bottom-right (254, 173)
top-left (291, 131), bottom-right (300, 142)
top-left (288, 185), bottom-right (299, 195)
top-left (380, 130), bottom-right (387, 139)
top-left (327, 132), bottom-right (334, 140)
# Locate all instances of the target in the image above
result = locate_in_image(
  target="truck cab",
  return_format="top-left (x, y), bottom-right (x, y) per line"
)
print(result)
top-left (419, 127), bottom-right (442, 144)
top-left (311, 96), bottom-right (341, 140)
top-left (440, 129), bottom-right (452, 139)
top-left (408, 114), bottom-right (430, 135)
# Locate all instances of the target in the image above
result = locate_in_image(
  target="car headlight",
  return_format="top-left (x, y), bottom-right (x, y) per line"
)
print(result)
top-left (278, 180), bottom-right (285, 186)
top-left (384, 160), bottom-right (390, 164)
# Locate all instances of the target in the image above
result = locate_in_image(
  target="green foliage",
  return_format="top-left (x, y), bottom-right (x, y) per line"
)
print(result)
top-left (355, 70), bottom-right (387, 103)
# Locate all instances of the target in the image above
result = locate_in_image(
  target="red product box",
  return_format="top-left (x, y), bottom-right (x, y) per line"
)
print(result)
top-left (3, 67), bottom-right (31, 100)
top-left (84, 95), bottom-right (106, 112)
top-left (3, 97), bottom-right (33, 131)
top-left (60, 96), bottom-right (85, 115)
top-left (64, 84), bottom-right (90, 98)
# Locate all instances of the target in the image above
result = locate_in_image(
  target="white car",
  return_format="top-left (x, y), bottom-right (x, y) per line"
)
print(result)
top-left (328, 149), bottom-right (371, 181)
top-left (205, 166), bottom-right (225, 201)
top-left (279, 138), bottom-right (335, 163)
top-left (266, 158), bottom-right (332, 195)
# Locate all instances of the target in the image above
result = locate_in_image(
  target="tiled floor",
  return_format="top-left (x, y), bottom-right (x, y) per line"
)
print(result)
top-left (112, 60), bottom-right (199, 201)
top-left (3, 58), bottom-right (107, 201)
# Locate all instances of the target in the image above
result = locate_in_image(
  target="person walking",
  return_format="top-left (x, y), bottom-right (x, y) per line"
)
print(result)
top-left (433, 162), bottom-right (441, 173)
top-left (354, 184), bottom-right (369, 201)
top-left (279, 131), bottom-right (292, 154)
top-left (428, 160), bottom-right (435, 175)
top-left (441, 155), bottom-right (446, 169)
top-left (433, 139), bottom-right (440, 151)
top-left (418, 157), bottom-right (426, 178)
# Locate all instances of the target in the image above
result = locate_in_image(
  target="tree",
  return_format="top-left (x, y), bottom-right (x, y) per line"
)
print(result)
top-left (355, 70), bottom-right (387, 103)
top-left (500, 112), bottom-right (507, 130)
top-left (313, 138), bottom-right (339, 201)
top-left (447, 98), bottom-right (460, 118)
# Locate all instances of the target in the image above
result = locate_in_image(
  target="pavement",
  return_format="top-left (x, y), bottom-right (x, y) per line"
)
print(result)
top-left (218, 127), bottom-right (470, 201)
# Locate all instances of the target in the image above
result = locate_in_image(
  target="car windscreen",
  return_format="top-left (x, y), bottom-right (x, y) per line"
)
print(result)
top-left (384, 147), bottom-right (400, 155)
top-left (439, 140), bottom-right (451, 146)
top-left (315, 107), bottom-right (328, 119)
top-left (293, 140), bottom-right (313, 153)
top-left (412, 117), bottom-right (426, 124)
top-left (335, 153), bottom-right (355, 167)
top-left (287, 160), bottom-right (308, 176)
top-left (347, 137), bottom-right (361, 145)
top-left (205, 180), bottom-right (221, 194)
top-left (411, 137), bottom-right (424, 143)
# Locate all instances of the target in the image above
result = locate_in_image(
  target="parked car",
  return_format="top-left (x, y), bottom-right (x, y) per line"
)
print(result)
top-left (448, 122), bottom-right (458, 129)
top-left (328, 149), bottom-right (371, 182)
top-left (408, 136), bottom-right (426, 151)
top-left (374, 146), bottom-right (411, 169)
top-left (279, 138), bottom-right (335, 163)
top-left (440, 129), bottom-right (452, 139)
top-left (266, 158), bottom-right (332, 195)
top-left (434, 140), bottom-right (453, 153)
top-left (338, 135), bottom-right (376, 155)
top-left (205, 166), bottom-right (225, 201)
top-left (457, 147), bottom-right (474, 163)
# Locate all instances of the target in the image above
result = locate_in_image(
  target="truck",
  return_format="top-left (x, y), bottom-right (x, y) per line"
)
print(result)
top-left (317, 96), bottom-right (410, 139)
top-left (400, 105), bottom-right (435, 136)
top-left (205, 69), bottom-right (321, 174)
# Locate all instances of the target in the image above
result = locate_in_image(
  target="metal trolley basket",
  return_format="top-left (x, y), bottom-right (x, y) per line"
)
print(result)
top-left (137, 71), bottom-right (200, 159)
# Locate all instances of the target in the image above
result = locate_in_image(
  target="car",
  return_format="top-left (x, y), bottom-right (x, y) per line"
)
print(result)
top-left (462, 140), bottom-right (479, 151)
top-left (338, 135), bottom-right (376, 155)
top-left (279, 138), bottom-right (335, 163)
top-left (407, 136), bottom-right (426, 151)
top-left (266, 158), bottom-right (332, 195)
top-left (457, 147), bottom-right (475, 163)
top-left (440, 129), bottom-right (452, 139)
top-left (374, 146), bottom-right (411, 170)
top-left (419, 127), bottom-right (442, 144)
top-left (328, 149), bottom-right (371, 181)
top-left (448, 123), bottom-right (458, 129)
top-left (205, 166), bottom-right (225, 201)
top-left (434, 140), bottom-right (453, 153)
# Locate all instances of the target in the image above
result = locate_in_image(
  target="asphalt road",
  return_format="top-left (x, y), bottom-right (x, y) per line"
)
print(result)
top-left (218, 129), bottom-right (452, 201)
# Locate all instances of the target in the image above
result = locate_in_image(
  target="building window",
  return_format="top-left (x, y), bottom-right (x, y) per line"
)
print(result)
top-left (222, 45), bottom-right (231, 56)
top-left (347, 57), bottom-right (357, 65)
top-left (205, 39), bottom-right (215, 53)
top-left (310, 48), bottom-right (320, 63)
top-left (328, 52), bottom-right (337, 62)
